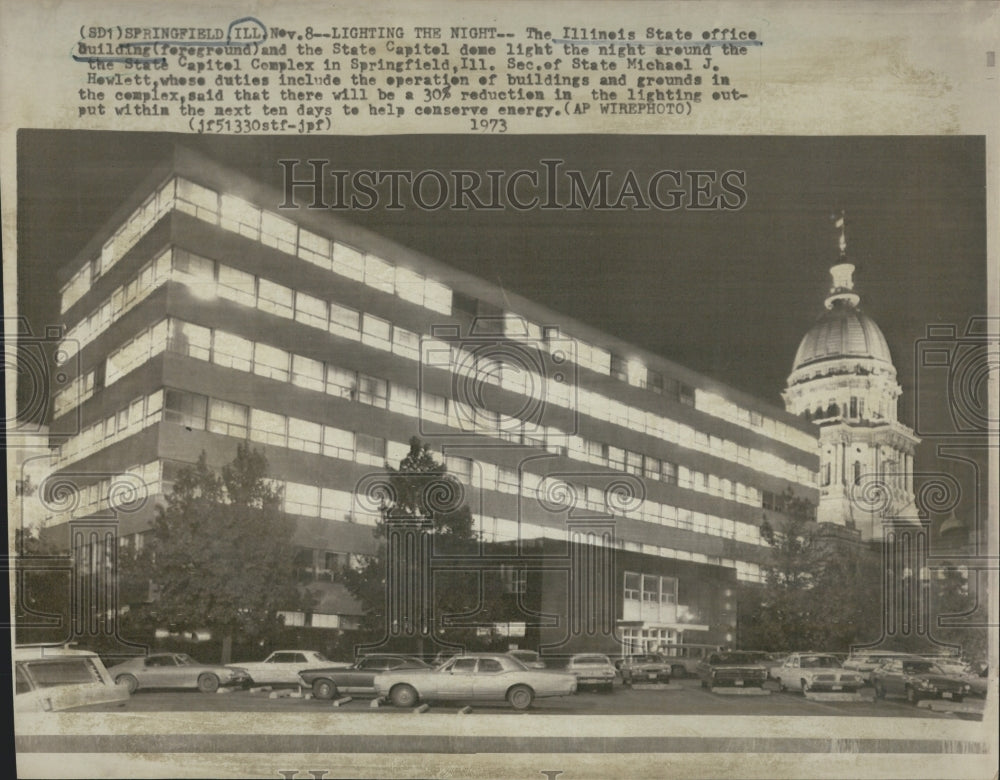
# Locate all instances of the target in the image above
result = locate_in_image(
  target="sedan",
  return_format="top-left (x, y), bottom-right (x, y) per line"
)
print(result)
top-left (696, 651), bottom-right (768, 690)
top-left (615, 654), bottom-right (671, 685)
top-left (565, 654), bottom-right (617, 692)
top-left (774, 653), bottom-right (866, 694)
top-left (108, 653), bottom-right (250, 693)
top-left (872, 657), bottom-right (972, 704)
top-left (299, 654), bottom-right (430, 700)
top-left (229, 650), bottom-right (348, 686)
top-left (373, 652), bottom-right (577, 710)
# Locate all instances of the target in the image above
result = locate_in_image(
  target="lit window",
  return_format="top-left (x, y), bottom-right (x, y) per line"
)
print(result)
top-left (610, 354), bottom-right (628, 381)
top-left (250, 408), bottom-right (287, 446)
top-left (364, 253), bottom-right (395, 294)
top-left (625, 451), bottom-right (643, 475)
top-left (326, 366), bottom-right (356, 400)
top-left (217, 265), bottom-right (256, 307)
top-left (641, 575), bottom-right (659, 602)
top-left (361, 314), bottom-right (392, 350)
top-left (220, 194), bottom-right (261, 239)
top-left (394, 266), bottom-right (425, 306)
top-left (446, 455), bottom-right (473, 484)
top-left (392, 326), bottom-right (420, 360)
top-left (355, 433), bottom-right (386, 465)
top-left (260, 210), bottom-right (297, 254)
top-left (389, 383), bottom-right (420, 417)
top-left (423, 279), bottom-right (452, 315)
top-left (329, 302), bottom-right (361, 340)
top-left (208, 399), bottom-right (249, 438)
top-left (212, 330), bottom-right (253, 372)
top-left (172, 250), bottom-right (215, 289)
top-left (357, 374), bottom-right (388, 408)
top-left (164, 389), bottom-right (207, 430)
top-left (291, 354), bottom-right (325, 392)
top-left (285, 482), bottom-right (320, 516)
top-left (288, 417), bottom-right (322, 454)
top-left (322, 426), bottom-right (354, 460)
top-left (176, 179), bottom-right (219, 222)
top-left (253, 342), bottom-right (290, 381)
top-left (257, 278), bottom-right (294, 319)
top-left (167, 320), bottom-right (211, 361)
top-left (332, 242), bottom-right (365, 281)
top-left (421, 393), bottom-right (448, 424)
top-left (624, 572), bottom-right (640, 600)
top-left (294, 291), bottom-right (328, 330)
top-left (297, 228), bottom-right (331, 269)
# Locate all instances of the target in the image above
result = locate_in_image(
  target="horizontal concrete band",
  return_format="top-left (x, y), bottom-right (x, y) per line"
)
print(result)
top-left (16, 735), bottom-right (991, 755)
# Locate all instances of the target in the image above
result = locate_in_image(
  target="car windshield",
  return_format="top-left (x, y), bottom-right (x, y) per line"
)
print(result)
top-left (175, 654), bottom-right (194, 665)
top-left (903, 662), bottom-right (942, 675)
top-left (504, 655), bottom-right (528, 670)
top-left (710, 653), bottom-right (761, 665)
top-left (510, 651), bottom-right (538, 661)
top-left (800, 655), bottom-right (840, 668)
top-left (23, 658), bottom-right (103, 689)
top-left (573, 655), bottom-right (610, 665)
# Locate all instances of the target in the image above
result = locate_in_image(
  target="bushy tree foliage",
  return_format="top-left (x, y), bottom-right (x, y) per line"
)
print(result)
top-left (740, 488), bottom-right (882, 651)
top-left (342, 437), bottom-right (510, 653)
top-left (124, 443), bottom-right (308, 661)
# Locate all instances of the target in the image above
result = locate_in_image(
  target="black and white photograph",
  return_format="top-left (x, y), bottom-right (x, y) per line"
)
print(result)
top-left (2, 3), bottom-right (997, 779)
top-left (8, 130), bottom-right (995, 774)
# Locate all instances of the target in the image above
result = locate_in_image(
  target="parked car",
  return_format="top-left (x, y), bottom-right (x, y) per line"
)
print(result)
top-left (656, 643), bottom-right (723, 678)
top-left (373, 652), bottom-right (577, 710)
top-left (229, 649), bottom-right (347, 685)
top-left (871, 657), bottom-right (972, 704)
top-left (565, 654), bottom-right (617, 692)
top-left (299, 654), bottom-right (430, 699)
top-left (15, 646), bottom-right (130, 712)
top-left (773, 652), bottom-right (866, 694)
top-left (842, 651), bottom-right (922, 683)
top-left (696, 651), bottom-right (768, 690)
top-left (962, 662), bottom-right (988, 698)
top-left (508, 649), bottom-right (546, 669)
top-left (615, 653), bottom-right (672, 685)
top-left (108, 653), bottom-right (250, 693)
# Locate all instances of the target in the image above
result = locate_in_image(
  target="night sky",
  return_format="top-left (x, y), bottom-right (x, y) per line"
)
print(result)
top-left (15, 131), bottom-right (987, 479)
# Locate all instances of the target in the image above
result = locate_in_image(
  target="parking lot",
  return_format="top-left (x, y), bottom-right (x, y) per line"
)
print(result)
top-left (93, 676), bottom-right (985, 719)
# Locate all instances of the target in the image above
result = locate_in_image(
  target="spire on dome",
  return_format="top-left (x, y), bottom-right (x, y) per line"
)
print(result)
top-left (825, 211), bottom-right (861, 309)
top-left (834, 210), bottom-right (847, 257)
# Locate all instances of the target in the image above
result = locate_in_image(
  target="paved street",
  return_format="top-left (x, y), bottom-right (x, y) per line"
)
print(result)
top-left (90, 677), bottom-right (984, 719)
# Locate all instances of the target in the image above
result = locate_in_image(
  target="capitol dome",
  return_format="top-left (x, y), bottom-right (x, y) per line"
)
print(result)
top-left (791, 262), bottom-right (894, 373)
top-left (792, 302), bottom-right (894, 371)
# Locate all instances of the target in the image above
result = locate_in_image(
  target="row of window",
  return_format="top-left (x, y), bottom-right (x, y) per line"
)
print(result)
top-left (59, 176), bottom-right (810, 455)
top-left (623, 572), bottom-right (679, 605)
top-left (43, 459), bottom-right (767, 584)
top-left (54, 304), bottom-right (814, 495)
top-left (55, 370), bottom-right (771, 535)
top-left (59, 176), bottom-right (453, 319)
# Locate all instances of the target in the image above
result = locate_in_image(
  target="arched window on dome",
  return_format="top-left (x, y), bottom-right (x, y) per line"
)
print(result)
top-left (827, 401), bottom-right (840, 418)
top-left (821, 463), bottom-right (831, 487)
top-left (853, 460), bottom-right (862, 485)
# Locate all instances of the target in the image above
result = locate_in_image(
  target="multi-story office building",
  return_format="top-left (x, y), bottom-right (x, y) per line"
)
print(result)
top-left (45, 146), bottom-right (819, 655)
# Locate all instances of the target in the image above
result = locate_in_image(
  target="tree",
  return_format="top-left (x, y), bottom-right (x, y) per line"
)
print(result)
top-left (130, 443), bottom-right (308, 662)
top-left (343, 437), bottom-right (509, 654)
top-left (740, 488), bottom-right (883, 651)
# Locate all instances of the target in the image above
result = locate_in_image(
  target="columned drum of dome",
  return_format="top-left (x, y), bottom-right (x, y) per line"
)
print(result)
top-left (783, 258), bottom-right (920, 540)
